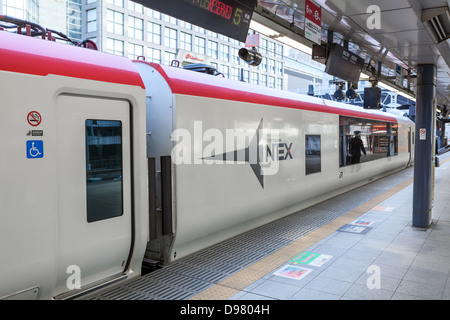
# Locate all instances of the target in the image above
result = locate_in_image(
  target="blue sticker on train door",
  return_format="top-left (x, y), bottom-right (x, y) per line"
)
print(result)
top-left (27, 140), bottom-right (44, 159)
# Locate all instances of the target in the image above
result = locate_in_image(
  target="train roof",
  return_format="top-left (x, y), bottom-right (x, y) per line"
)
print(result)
top-left (140, 61), bottom-right (413, 124)
top-left (0, 31), bottom-right (144, 88)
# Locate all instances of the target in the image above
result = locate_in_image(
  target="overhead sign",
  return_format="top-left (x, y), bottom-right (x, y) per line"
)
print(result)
top-left (134, 0), bottom-right (256, 42)
top-left (305, 0), bottom-right (322, 44)
top-left (312, 44), bottom-right (327, 64)
top-left (395, 64), bottom-right (403, 86)
top-left (325, 43), bottom-right (365, 83)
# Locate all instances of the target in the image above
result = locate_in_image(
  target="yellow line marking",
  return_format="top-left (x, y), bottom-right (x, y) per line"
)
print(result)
top-left (190, 176), bottom-right (414, 300)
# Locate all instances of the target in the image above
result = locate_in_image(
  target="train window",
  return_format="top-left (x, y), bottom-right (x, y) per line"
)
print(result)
top-left (85, 120), bottom-right (123, 223)
top-left (305, 135), bottom-right (321, 175)
top-left (339, 116), bottom-right (398, 167)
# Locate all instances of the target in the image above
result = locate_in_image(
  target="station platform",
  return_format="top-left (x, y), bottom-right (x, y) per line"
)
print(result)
top-left (86, 151), bottom-right (450, 301)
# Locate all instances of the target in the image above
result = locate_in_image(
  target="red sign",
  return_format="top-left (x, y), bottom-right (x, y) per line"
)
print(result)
top-left (305, 0), bottom-right (321, 44)
top-left (27, 111), bottom-right (42, 126)
top-left (305, 0), bottom-right (321, 27)
top-left (245, 34), bottom-right (260, 47)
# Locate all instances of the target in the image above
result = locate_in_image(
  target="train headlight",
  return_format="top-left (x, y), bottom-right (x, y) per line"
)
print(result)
top-left (239, 47), bottom-right (262, 67)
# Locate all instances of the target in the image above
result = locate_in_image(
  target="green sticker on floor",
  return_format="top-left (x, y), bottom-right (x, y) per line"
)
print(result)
top-left (289, 251), bottom-right (333, 267)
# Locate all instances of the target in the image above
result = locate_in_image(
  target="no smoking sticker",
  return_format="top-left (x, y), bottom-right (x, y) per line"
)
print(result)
top-left (419, 128), bottom-right (426, 140)
top-left (27, 111), bottom-right (42, 126)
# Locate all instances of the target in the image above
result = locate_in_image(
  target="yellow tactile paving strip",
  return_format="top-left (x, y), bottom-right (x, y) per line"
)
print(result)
top-left (190, 176), bottom-right (414, 300)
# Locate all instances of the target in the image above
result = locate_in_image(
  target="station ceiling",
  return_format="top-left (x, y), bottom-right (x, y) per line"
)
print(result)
top-left (254, 0), bottom-right (450, 108)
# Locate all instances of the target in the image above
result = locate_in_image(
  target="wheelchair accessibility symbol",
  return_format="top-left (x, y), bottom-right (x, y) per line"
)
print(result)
top-left (27, 140), bottom-right (44, 159)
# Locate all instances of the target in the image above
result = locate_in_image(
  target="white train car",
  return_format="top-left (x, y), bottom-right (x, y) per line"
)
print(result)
top-left (0, 30), bottom-right (148, 299)
top-left (0, 27), bottom-right (415, 300)
top-left (135, 61), bottom-right (415, 265)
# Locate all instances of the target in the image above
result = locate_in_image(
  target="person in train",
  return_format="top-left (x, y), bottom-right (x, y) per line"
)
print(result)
top-left (349, 130), bottom-right (366, 164)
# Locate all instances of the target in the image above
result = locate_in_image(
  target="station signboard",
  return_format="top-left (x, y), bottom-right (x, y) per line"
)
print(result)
top-left (134, 0), bottom-right (256, 42)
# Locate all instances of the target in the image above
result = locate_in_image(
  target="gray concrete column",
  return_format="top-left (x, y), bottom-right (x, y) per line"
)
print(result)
top-left (412, 64), bottom-right (436, 228)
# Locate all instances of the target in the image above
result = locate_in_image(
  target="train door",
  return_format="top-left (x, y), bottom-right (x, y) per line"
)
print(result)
top-left (54, 95), bottom-right (133, 298)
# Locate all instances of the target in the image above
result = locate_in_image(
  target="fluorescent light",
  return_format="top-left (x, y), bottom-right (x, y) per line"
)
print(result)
top-left (249, 20), bottom-right (280, 38)
top-left (276, 36), bottom-right (312, 55)
top-left (359, 72), bottom-right (370, 80)
top-left (378, 81), bottom-right (416, 102)
top-left (249, 20), bottom-right (312, 55)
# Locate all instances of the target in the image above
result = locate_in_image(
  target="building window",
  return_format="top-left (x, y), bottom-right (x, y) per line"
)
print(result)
top-left (219, 34), bottom-right (229, 41)
top-left (180, 32), bottom-right (192, 51)
top-left (106, 0), bottom-right (124, 7)
top-left (230, 47), bottom-right (240, 65)
top-left (207, 30), bottom-right (218, 38)
top-left (242, 70), bottom-right (249, 82)
top-left (220, 65), bottom-right (229, 78)
top-left (260, 38), bottom-right (268, 54)
top-left (260, 74), bottom-right (268, 87)
top-left (219, 43), bottom-right (229, 62)
top-left (193, 25), bottom-right (205, 34)
top-left (276, 78), bottom-right (283, 90)
top-left (147, 22), bottom-right (161, 45)
top-left (128, 0), bottom-right (143, 13)
top-left (128, 43), bottom-right (143, 60)
top-left (163, 14), bottom-right (177, 25)
top-left (128, 16), bottom-right (143, 40)
top-left (305, 135), bottom-right (321, 175)
top-left (106, 9), bottom-right (124, 35)
top-left (86, 8), bottom-right (97, 33)
top-left (164, 27), bottom-right (177, 49)
top-left (276, 43), bottom-right (284, 58)
top-left (148, 9), bottom-right (161, 19)
top-left (86, 120), bottom-right (123, 223)
top-left (194, 36), bottom-right (206, 54)
top-left (276, 61), bottom-right (283, 75)
top-left (208, 40), bottom-right (218, 59)
top-left (268, 59), bottom-right (275, 74)
top-left (268, 41), bottom-right (275, 56)
top-left (260, 57), bottom-right (267, 72)
top-left (231, 67), bottom-right (240, 81)
top-left (67, 0), bottom-right (82, 41)
top-left (178, 20), bottom-right (192, 29)
top-left (147, 48), bottom-right (161, 63)
top-left (268, 76), bottom-right (275, 88)
top-left (250, 72), bottom-right (259, 85)
top-left (164, 51), bottom-right (176, 65)
top-left (106, 38), bottom-right (124, 56)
